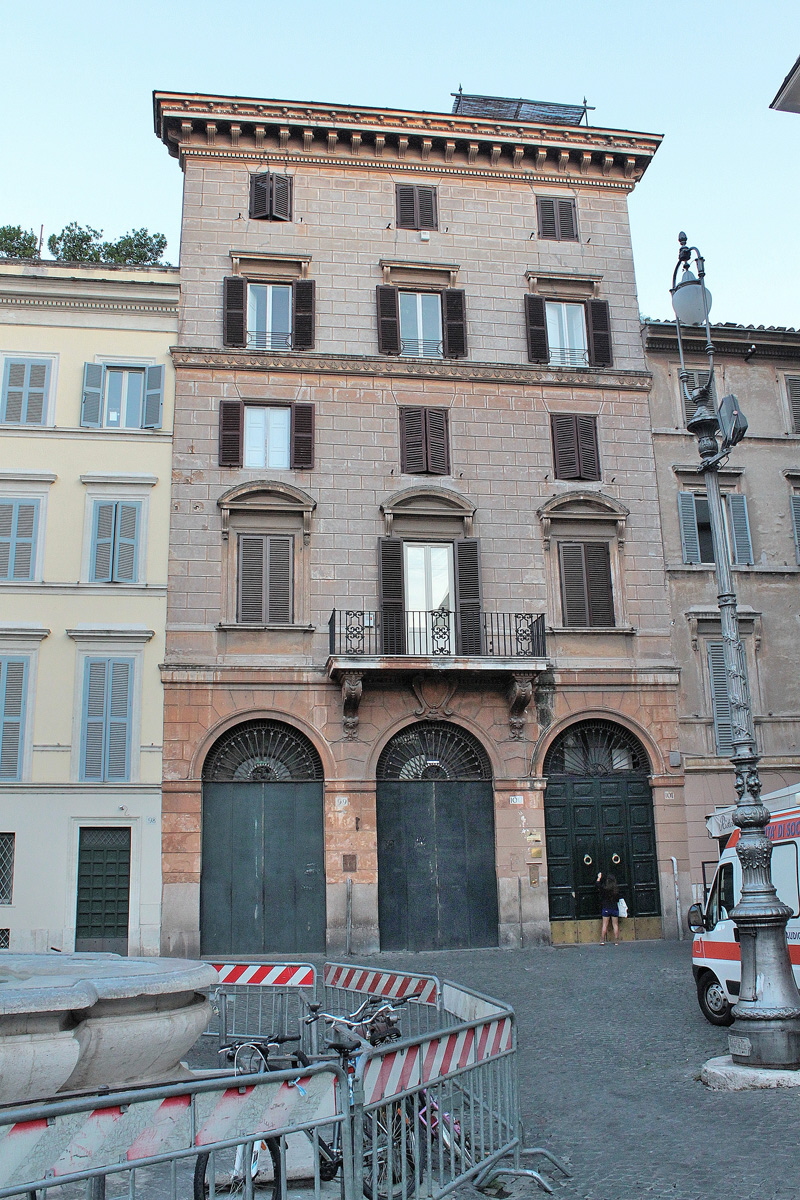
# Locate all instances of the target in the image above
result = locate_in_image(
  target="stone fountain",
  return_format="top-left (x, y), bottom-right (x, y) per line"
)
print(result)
top-left (0, 954), bottom-right (218, 1104)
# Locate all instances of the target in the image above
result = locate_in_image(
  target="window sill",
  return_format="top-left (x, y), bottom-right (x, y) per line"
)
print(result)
top-left (668, 564), bottom-right (798, 574)
top-left (550, 625), bottom-right (635, 635)
top-left (217, 623), bottom-right (315, 633)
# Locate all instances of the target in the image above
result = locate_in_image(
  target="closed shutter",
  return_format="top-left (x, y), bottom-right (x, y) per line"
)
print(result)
top-left (0, 658), bottom-right (27, 781)
top-left (113, 503), bottom-right (140, 583)
top-left (223, 276), bottom-right (247, 348)
top-left (142, 365), bottom-right (164, 429)
top-left (0, 501), bottom-right (38, 581)
top-left (219, 399), bottom-right (244, 466)
top-left (678, 492), bottom-right (702, 563)
top-left (442, 289), bottom-right (467, 358)
top-left (577, 415), bottom-right (600, 479)
top-left (791, 495), bottom-right (800, 564)
top-left (426, 408), bottom-right (450, 474)
top-left (551, 414), bottom-right (580, 479)
top-left (271, 175), bottom-right (292, 221)
top-left (376, 286), bottom-right (401, 355)
top-left (249, 172), bottom-right (271, 219)
top-left (82, 659), bottom-right (109, 781)
top-left (559, 543), bottom-right (589, 626)
top-left (524, 294), bottom-right (549, 363)
top-left (1, 361), bottom-right (26, 423)
top-left (399, 407), bottom-right (426, 473)
top-left (726, 493), bottom-right (754, 564)
top-left (455, 538), bottom-right (483, 654)
top-left (1, 359), bottom-right (49, 424)
top-left (786, 377), bottom-right (800, 433)
top-left (707, 642), bottom-right (733, 756)
top-left (379, 538), bottom-right (406, 653)
top-left (238, 535), bottom-right (266, 623)
top-left (417, 187), bottom-right (438, 230)
top-left (292, 279), bottom-right (315, 350)
top-left (267, 536), bottom-right (293, 623)
top-left (682, 370), bottom-right (712, 423)
top-left (106, 660), bottom-right (132, 781)
top-left (584, 542), bottom-right (614, 626)
top-left (557, 199), bottom-right (578, 241)
top-left (91, 502), bottom-right (116, 582)
top-left (81, 363), bottom-right (105, 427)
top-left (290, 402), bottom-right (315, 468)
top-left (396, 185), bottom-right (418, 229)
top-left (587, 300), bottom-right (613, 367)
top-left (536, 197), bottom-right (558, 240)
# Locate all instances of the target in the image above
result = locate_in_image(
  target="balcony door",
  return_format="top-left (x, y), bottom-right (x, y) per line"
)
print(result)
top-left (404, 542), bottom-right (454, 653)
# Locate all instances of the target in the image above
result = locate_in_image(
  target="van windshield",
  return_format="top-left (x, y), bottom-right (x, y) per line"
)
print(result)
top-left (707, 862), bottom-right (734, 927)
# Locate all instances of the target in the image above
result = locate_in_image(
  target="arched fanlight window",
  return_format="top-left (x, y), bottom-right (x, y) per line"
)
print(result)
top-left (377, 721), bottom-right (492, 781)
top-left (544, 720), bottom-right (649, 776)
top-left (203, 720), bottom-right (323, 782)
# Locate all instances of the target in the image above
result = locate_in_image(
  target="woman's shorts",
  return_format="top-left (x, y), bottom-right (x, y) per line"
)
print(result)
top-left (601, 905), bottom-right (619, 917)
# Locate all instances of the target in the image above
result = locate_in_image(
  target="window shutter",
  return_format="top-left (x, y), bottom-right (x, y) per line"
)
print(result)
top-left (786, 377), bottom-right (800, 433)
top-left (0, 504), bottom-right (12, 579)
top-left (290, 402), bottom-right (315, 469)
top-left (106, 659), bottom-right (132, 781)
top-left (395, 185), bottom-right (418, 229)
top-left (399, 407), bottom-right (426, 473)
top-left (292, 279), bottom-right (315, 351)
top-left (417, 187), bottom-right (438, 230)
top-left (536, 197), bottom-right (558, 240)
top-left (587, 300), bottom-right (613, 367)
top-left (727, 493), bottom-right (754, 564)
top-left (678, 492), bottom-right (702, 564)
top-left (551, 414), bottom-right (580, 480)
top-left (142, 365), bottom-right (164, 429)
top-left (81, 363), bottom-right (105, 427)
top-left (524, 294), bottom-right (549, 363)
top-left (0, 658), bottom-right (27, 781)
top-left (82, 659), bottom-right (108, 781)
top-left (267, 536), bottom-right (293, 623)
top-left (219, 399), bottom-right (244, 467)
top-left (376, 286), bottom-right (401, 355)
top-left (2, 359), bottom-right (49, 424)
top-left (455, 538), bottom-right (483, 654)
top-left (442, 289), bottom-right (467, 358)
top-left (791, 495), bottom-right (800, 564)
top-left (379, 538), bottom-right (406, 654)
top-left (683, 370), bottom-right (713, 423)
top-left (707, 642), bottom-right (733, 756)
top-left (10, 502), bottom-right (37, 580)
top-left (238, 535), bottom-right (266, 623)
top-left (113, 503), bottom-right (140, 583)
top-left (270, 174), bottom-right (292, 221)
top-left (559, 543), bottom-right (589, 626)
top-left (557, 199), bottom-right (578, 241)
top-left (24, 361), bottom-right (49, 423)
top-left (576, 415), bottom-right (600, 480)
top-left (1, 361), bottom-right (25, 423)
top-left (91, 502), bottom-right (116, 583)
top-left (249, 172), bottom-right (271, 219)
top-left (223, 276), bottom-right (247, 348)
top-left (425, 408), bottom-right (450, 475)
top-left (584, 542), bottom-right (614, 626)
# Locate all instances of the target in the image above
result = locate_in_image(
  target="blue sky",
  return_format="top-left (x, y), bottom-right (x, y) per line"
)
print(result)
top-left (2, 0), bottom-right (798, 326)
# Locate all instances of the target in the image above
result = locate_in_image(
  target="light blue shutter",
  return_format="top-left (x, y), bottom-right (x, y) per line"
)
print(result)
top-left (1, 360), bottom-right (49, 424)
top-left (0, 658), bottom-right (27, 781)
top-left (678, 492), bottom-right (701, 564)
top-left (727, 493), bottom-right (754, 564)
top-left (707, 642), bottom-right (733, 756)
top-left (142, 365), bottom-right (164, 429)
top-left (0, 501), bottom-right (39, 580)
top-left (106, 659), bottom-right (132, 781)
top-left (113, 503), bottom-right (140, 582)
top-left (0, 503), bottom-right (13, 578)
top-left (81, 363), bottom-right (105, 427)
top-left (91, 502), bottom-right (116, 582)
top-left (81, 659), bottom-right (108, 780)
top-left (791, 496), bottom-right (800, 564)
top-left (1, 361), bottom-right (25, 423)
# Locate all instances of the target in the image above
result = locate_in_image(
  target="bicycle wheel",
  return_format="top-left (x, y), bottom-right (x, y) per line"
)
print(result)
top-left (362, 1101), bottom-right (426, 1200)
top-left (193, 1138), bottom-right (282, 1200)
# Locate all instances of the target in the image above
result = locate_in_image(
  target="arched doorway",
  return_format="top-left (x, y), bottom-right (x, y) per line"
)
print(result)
top-left (544, 720), bottom-right (660, 925)
top-left (201, 720), bottom-right (325, 956)
top-left (376, 722), bottom-right (498, 951)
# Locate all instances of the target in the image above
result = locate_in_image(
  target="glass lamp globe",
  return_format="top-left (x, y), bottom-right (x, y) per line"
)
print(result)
top-left (671, 270), bottom-right (712, 325)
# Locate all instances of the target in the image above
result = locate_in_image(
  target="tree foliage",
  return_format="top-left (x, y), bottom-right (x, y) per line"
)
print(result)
top-left (0, 225), bottom-right (39, 259)
top-left (46, 222), bottom-right (169, 265)
top-left (101, 228), bottom-right (168, 265)
top-left (47, 222), bottom-right (103, 262)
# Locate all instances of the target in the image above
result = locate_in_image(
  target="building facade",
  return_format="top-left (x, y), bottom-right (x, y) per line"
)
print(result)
top-left (0, 260), bottom-right (178, 954)
top-left (154, 90), bottom-right (690, 956)
top-left (644, 320), bottom-right (800, 890)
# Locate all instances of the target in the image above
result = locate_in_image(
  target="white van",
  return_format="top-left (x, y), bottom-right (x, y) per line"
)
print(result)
top-left (689, 796), bottom-right (800, 1025)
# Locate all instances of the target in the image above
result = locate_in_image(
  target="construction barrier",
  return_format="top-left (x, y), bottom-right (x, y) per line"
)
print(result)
top-left (206, 960), bottom-right (318, 1047)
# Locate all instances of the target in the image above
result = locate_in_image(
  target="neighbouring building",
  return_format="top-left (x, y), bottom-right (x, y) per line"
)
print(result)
top-left (644, 320), bottom-right (800, 891)
top-left (153, 88), bottom-right (690, 957)
top-left (0, 259), bottom-right (178, 954)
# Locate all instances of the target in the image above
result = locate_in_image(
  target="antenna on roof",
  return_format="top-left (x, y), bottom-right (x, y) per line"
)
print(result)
top-left (581, 97), bottom-right (596, 125)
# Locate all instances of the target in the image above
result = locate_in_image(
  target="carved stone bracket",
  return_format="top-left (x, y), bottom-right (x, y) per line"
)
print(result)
top-left (341, 671), bottom-right (363, 739)
top-left (534, 670), bottom-right (555, 730)
top-left (508, 673), bottom-right (534, 738)
top-left (411, 674), bottom-right (458, 719)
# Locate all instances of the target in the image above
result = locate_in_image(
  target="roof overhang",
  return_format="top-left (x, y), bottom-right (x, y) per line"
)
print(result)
top-left (771, 54), bottom-right (800, 113)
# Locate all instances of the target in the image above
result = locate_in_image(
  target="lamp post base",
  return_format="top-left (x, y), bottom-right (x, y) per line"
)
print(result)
top-left (702, 1053), bottom-right (800, 1089)
top-left (728, 1021), bottom-right (800, 1070)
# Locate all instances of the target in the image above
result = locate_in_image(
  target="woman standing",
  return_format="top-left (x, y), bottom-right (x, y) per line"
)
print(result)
top-left (596, 871), bottom-right (620, 944)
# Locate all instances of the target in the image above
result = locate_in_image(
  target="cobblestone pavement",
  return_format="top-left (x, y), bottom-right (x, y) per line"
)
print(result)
top-left (188, 939), bottom-right (800, 1200)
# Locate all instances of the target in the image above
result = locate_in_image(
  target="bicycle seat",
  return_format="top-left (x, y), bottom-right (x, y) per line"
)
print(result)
top-left (325, 1028), bottom-right (362, 1053)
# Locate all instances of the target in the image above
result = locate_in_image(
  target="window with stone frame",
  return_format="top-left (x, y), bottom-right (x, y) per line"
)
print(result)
top-left (525, 295), bottom-right (612, 368)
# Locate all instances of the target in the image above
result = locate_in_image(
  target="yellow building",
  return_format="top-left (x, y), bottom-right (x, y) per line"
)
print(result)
top-left (0, 260), bottom-right (178, 954)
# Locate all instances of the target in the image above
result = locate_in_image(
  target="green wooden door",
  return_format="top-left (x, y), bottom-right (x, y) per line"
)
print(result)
top-left (75, 826), bottom-right (131, 955)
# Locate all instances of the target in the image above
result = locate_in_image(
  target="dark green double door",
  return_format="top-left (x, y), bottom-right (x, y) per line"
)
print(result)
top-left (377, 781), bottom-right (498, 950)
top-left (545, 775), bottom-right (660, 920)
top-left (201, 782), bottom-right (325, 956)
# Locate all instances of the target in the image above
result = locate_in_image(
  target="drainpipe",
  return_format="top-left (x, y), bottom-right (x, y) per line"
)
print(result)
top-left (345, 877), bottom-right (353, 955)
top-left (670, 856), bottom-right (683, 941)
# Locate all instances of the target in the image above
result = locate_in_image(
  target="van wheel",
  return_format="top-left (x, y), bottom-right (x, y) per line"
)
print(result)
top-left (697, 971), bottom-right (734, 1026)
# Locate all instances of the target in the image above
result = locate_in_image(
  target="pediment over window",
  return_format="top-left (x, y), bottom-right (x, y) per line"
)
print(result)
top-left (218, 480), bottom-right (316, 540)
top-left (381, 485), bottom-right (475, 536)
top-left (538, 490), bottom-right (628, 547)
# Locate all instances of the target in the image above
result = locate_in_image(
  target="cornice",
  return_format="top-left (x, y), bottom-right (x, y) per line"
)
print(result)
top-left (0, 293), bottom-right (178, 316)
top-left (644, 324), bottom-right (800, 362)
top-left (170, 346), bottom-right (651, 391)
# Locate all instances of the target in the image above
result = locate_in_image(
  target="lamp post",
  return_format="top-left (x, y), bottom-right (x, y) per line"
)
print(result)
top-left (671, 233), bottom-right (800, 1069)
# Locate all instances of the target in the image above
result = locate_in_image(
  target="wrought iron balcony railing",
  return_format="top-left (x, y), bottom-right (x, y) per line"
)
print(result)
top-left (328, 609), bottom-right (546, 659)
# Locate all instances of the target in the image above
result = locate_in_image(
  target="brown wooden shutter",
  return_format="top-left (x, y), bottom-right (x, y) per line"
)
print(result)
top-left (559, 543), bottom-right (589, 626)
top-left (455, 538), bottom-right (483, 654)
top-left (587, 300), bottom-right (613, 367)
top-left (292, 279), bottom-right (315, 350)
top-left (376, 286), bottom-right (401, 355)
top-left (270, 175), bottom-right (292, 221)
top-left (417, 187), bottom-right (438, 229)
top-left (524, 294), bottom-right (549, 363)
top-left (442, 289), bottom-right (467, 358)
top-left (787, 377), bottom-right (800, 433)
top-left (400, 407), bottom-right (426, 473)
top-left (395, 185), bottom-right (418, 229)
top-left (584, 542), bottom-right (614, 626)
top-left (536, 197), bottom-right (558, 240)
top-left (425, 408), bottom-right (450, 475)
top-left (290, 402), bottom-right (314, 469)
top-left (223, 276), bottom-right (247, 348)
top-left (267, 536), bottom-right (293, 622)
top-left (576, 415), bottom-right (600, 480)
top-left (551, 414), bottom-right (580, 480)
top-left (249, 172), bottom-right (271, 219)
top-left (379, 538), bottom-right (406, 653)
top-left (219, 399), bottom-right (244, 467)
top-left (557, 199), bottom-right (578, 241)
top-left (238, 535), bottom-right (266, 622)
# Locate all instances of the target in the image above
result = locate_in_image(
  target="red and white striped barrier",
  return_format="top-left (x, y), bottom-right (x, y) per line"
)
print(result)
top-left (324, 963), bottom-right (439, 1006)
top-left (213, 962), bottom-right (316, 988)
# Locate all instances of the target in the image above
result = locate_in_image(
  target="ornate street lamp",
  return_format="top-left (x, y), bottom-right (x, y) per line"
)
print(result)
top-left (672, 233), bottom-right (800, 1069)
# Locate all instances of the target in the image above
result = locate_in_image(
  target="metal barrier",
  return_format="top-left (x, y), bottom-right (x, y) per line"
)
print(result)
top-left (323, 962), bottom-right (449, 1040)
top-left (207, 961), bottom-right (318, 1048)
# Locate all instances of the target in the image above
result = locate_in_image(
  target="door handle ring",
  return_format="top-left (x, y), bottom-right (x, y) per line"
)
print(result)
top-left (611, 853), bottom-right (621, 865)
top-left (583, 854), bottom-right (592, 866)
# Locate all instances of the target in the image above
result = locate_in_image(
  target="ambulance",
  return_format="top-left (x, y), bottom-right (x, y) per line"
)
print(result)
top-left (688, 787), bottom-right (800, 1025)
